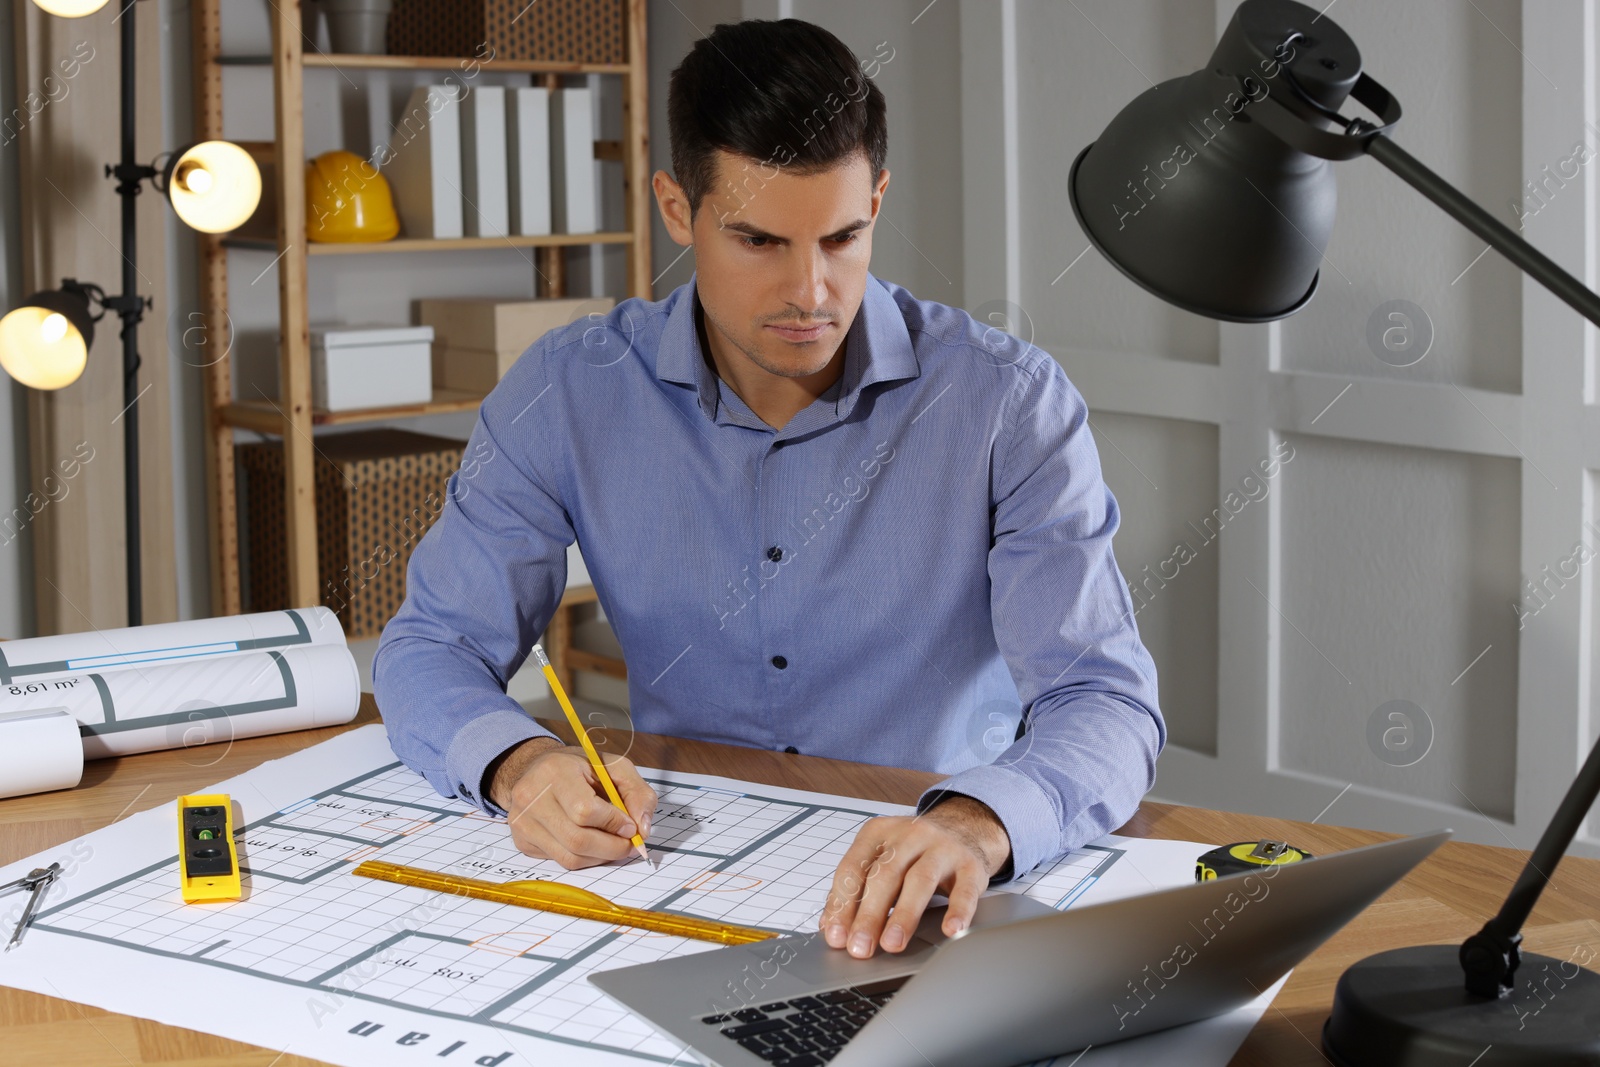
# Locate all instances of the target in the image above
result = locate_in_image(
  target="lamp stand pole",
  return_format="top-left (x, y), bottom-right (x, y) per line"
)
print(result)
top-left (106, 0), bottom-right (155, 628)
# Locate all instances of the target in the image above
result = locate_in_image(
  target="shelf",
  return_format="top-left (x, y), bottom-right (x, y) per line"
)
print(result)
top-left (220, 388), bottom-right (487, 431)
top-left (215, 53), bottom-right (631, 76)
top-left (313, 232), bottom-right (634, 255)
top-left (221, 232), bottom-right (635, 255)
top-left (198, 0), bottom-right (650, 615)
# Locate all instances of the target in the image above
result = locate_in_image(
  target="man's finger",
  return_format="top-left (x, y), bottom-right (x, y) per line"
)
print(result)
top-left (846, 842), bottom-right (914, 958)
top-left (606, 758), bottom-right (658, 839)
top-left (822, 825), bottom-right (889, 946)
top-left (560, 780), bottom-right (638, 839)
top-left (551, 821), bottom-right (640, 865)
top-left (880, 855), bottom-right (943, 953)
top-left (941, 855), bottom-right (988, 938)
top-left (507, 815), bottom-right (574, 867)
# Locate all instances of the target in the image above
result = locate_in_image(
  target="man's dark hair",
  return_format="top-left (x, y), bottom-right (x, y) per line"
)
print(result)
top-left (667, 19), bottom-right (888, 221)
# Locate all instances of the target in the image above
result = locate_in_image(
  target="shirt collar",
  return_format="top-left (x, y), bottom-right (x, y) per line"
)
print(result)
top-left (655, 272), bottom-right (921, 428)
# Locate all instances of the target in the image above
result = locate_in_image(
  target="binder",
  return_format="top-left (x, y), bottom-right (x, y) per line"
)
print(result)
top-left (386, 84), bottom-right (464, 240)
top-left (460, 85), bottom-right (510, 238)
top-left (550, 87), bottom-right (597, 234)
top-left (507, 86), bottom-right (552, 236)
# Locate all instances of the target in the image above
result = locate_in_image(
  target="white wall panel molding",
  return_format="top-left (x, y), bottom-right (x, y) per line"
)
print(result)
top-left (1051, 347), bottom-right (1224, 423)
top-left (1050, 347), bottom-right (1527, 463)
top-left (959, 0), bottom-right (1018, 313)
top-left (1267, 373), bottom-right (1525, 459)
top-left (1521, 0), bottom-right (1599, 850)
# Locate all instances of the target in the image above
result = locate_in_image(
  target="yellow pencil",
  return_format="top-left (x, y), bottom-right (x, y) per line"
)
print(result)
top-left (531, 643), bottom-right (652, 865)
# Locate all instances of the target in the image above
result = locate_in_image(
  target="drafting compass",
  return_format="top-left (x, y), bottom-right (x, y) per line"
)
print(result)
top-left (3, 862), bottom-right (61, 951)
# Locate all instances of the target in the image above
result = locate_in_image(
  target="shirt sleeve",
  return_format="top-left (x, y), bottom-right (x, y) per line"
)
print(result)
top-left (372, 343), bottom-right (572, 814)
top-left (914, 354), bottom-right (1166, 880)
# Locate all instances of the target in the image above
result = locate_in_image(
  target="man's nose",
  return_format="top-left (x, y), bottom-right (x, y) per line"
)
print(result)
top-left (782, 246), bottom-right (829, 314)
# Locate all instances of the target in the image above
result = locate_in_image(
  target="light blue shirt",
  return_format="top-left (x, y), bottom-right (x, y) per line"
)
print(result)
top-left (373, 272), bottom-right (1164, 880)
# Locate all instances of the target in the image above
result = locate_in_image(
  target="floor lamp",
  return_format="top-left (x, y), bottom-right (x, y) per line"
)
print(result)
top-left (0, 0), bottom-right (260, 626)
top-left (1068, 2), bottom-right (1600, 1063)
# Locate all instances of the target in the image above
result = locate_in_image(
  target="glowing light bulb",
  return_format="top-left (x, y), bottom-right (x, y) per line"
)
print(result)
top-left (40, 312), bottom-right (68, 344)
top-left (0, 305), bottom-right (88, 390)
top-left (30, 0), bottom-right (111, 17)
top-left (167, 142), bottom-right (261, 233)
top-left (181, 165), bottom-right (214, 196)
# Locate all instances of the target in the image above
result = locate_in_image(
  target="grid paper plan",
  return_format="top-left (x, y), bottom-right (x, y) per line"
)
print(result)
top-left (0, 725), bottom-right (1284, 1067)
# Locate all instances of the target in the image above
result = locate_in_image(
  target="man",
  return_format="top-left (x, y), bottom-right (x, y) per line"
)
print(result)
top-left (374, 18), bottom-right (1163, 962)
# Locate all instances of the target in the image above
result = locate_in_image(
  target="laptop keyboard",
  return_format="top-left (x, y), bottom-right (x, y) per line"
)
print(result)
top-left (699, 975), bottom-right (910, 1065)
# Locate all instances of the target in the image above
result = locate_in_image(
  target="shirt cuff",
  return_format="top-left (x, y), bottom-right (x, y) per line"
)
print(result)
top-left (446, 708), bottom-right (561, 815)
top-left (916, 764), bottom-right (1061, 883)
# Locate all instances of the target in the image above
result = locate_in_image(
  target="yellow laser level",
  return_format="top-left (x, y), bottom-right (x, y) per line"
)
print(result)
top-left (177, 794), bottom-right (241, 903)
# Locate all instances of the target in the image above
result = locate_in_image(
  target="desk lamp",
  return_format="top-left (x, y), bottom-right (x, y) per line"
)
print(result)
top-left (1069, 1), bottom-right (1600, 1062)
top-left (0, 0), bottom-right (260, 626)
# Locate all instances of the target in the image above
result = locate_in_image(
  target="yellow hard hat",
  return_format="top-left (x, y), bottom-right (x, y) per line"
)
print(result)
top-left (306, 150), bottom-right (399, 242)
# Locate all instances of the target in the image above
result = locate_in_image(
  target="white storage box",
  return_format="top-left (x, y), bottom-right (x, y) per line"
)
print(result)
top-left (310, 325), bottom-right (434, 412)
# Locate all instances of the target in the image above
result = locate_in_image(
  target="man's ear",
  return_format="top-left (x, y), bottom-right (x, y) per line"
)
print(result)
top-left (653, 170), bottom-right (695, 246)
top-left (870, 167), bottom-right (891, 219)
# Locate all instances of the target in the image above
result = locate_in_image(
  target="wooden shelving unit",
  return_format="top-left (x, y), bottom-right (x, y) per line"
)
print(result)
top-left (192, 0), bottom-right (652, 615)
top-left (221, 232), bottom-right (633, 255)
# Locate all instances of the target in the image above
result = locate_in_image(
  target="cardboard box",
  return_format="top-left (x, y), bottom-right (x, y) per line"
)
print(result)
top-left (311, 324), bottom-right (434, 411)
top-left (238, 430), bottom-right (464, 640)
top-left (386, 0), bottom-right (625, 64)
top-left (418, 297), bottom-right (614, 390)
top-left (431, 345), bottom-right (519, 394)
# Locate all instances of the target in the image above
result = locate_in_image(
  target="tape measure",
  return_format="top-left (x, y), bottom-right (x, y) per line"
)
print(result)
top-left (178, 793), bottom-right (242, 903)
top-left (1195, 839), bottom-right (1313, 881)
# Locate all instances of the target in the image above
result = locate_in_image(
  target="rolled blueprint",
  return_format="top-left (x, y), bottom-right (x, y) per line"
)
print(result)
top-left (0, 707), bottom-right (84, 798)
top-left (0, 643), bottom-right (360, 759)
top-left (0, 607), bottom-right (345, 684)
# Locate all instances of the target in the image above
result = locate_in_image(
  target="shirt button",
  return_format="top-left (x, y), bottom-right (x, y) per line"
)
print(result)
top-left (767, 546), bottom-right (783, 562)
top-left (784, 745), bottom-right (799, 754)
top-left (771, 655), bottom-right (787, 669)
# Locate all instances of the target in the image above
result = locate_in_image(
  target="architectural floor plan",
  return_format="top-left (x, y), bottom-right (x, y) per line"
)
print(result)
top-left (0, 725), bottom-right (1276, 1066)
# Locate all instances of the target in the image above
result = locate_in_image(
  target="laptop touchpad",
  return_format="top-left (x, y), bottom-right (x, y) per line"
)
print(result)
top-left (779, 929), bottom-right (941, 988)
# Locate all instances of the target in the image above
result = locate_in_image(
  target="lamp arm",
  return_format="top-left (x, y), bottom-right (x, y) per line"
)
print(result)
top-left (1455, 730), bottom-right (1600, 996)
top-left (1362, 132), bottom-right (1600, 329)
top-left (1250, 73), bottom-right (1600, 328)
top-left (1360, 131), bottom-right (1600, 998)
top-left (1253, 79), bottom-right (1600, 997)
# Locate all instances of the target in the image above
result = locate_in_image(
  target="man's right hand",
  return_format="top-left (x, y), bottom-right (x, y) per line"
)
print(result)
top-left (486, 736), bottom-right (658, 869)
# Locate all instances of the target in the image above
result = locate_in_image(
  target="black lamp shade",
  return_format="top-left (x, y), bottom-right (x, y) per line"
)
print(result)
top-left (0, 284), bottom-right (96, 391)
top-left (25, 287), bottom-right (96, 349)
top-left (1068, 0), bottom-right (1365, 322)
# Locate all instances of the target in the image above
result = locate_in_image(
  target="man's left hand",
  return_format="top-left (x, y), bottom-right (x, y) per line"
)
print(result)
top-left (819, 795), bottom-right (1011, 958)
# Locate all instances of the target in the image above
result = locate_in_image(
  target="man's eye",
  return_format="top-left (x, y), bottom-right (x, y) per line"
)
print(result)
top-left (739, 235), bottom-right (770, 248)
top-left (833, 233), bottom-right (859, 245)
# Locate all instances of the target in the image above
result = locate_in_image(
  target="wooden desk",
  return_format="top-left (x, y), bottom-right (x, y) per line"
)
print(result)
top-left (3, 695), bottom-right (1598, 1066)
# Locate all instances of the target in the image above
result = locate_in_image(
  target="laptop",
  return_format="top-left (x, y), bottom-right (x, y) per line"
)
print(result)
top-left (590, 830), bottom-right (1450, 1067)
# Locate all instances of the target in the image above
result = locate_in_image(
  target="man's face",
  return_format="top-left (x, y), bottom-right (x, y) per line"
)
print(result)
top-left (662, 150), bottom-right (889, 380)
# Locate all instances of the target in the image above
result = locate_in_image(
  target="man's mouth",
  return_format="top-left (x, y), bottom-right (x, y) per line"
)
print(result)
top-left (764, 321), bottom-right (831, 342)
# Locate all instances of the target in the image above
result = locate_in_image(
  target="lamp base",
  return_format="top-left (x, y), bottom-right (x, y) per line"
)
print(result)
top-left (1322, 945), bottom-right (1600, 1065)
